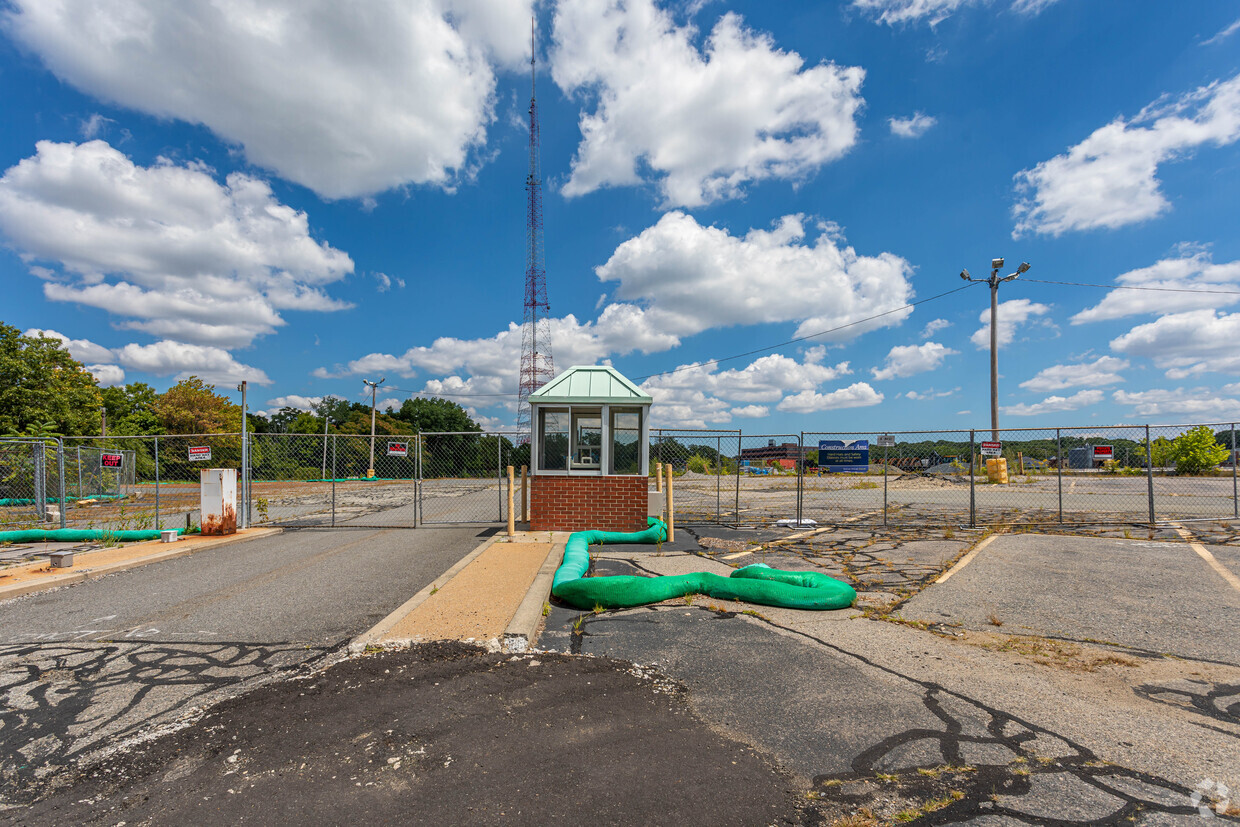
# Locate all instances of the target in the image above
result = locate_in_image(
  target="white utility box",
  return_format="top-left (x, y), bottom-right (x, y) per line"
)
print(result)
top-left (200, 468), bottom-right (238, 535)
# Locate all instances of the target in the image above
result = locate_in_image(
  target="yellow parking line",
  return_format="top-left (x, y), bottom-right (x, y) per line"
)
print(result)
top-left (1172, 524), bottom-right (1240, 594)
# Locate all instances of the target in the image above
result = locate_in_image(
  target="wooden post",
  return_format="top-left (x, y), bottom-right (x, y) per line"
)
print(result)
top-left (520, 465), bottom-right (528, 523)
top-left (506, 465), bottom-right (515, 537)
top-left (655, 461), bottom-right (662, 492)
top-left (665, 462), bottom-right (675, 543)
top-left (1018, 451), bottom-right (1025, 475)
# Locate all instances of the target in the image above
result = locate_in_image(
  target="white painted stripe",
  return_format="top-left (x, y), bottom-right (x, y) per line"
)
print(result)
top-left (1172, 524), bottom-right (1240, 595)
top-left (935, 533), bottom-right (1000, 584)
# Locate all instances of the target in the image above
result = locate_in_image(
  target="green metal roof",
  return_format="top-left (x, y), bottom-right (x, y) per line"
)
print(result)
top-left (528, 365), bottom-right (652, 405)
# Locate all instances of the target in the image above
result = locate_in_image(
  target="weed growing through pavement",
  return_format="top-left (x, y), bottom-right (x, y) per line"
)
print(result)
top-left (429, 585), bottom-right (439, 596)
top-left (571, 615), bottom-right (585, 635)
top-left (541, 601), bottom-right (550, 617)
top-left (741, 608), bottom-right (769, 621)
top-left (682, 594), bottom-right (694, 606)
top-left (943, 526), bottom-right (954, 539)
top-left (592, 602), bottom-right (605, 615)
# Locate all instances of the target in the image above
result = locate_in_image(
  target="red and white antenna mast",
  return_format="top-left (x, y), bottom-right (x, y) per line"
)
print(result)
top-left (517, 16), bottom-right (555, 440)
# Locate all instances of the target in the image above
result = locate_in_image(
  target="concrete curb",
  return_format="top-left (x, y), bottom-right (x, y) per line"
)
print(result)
top-left (0, 528), bottom-right (283, 602)
top-left (348, 533), bottom-right (504, 655)
top-left (502, 536), bottom-right (567, 653)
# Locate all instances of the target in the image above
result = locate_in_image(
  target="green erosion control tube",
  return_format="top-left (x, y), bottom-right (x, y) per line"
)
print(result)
top-left (0, 494), bottom-right (126, 507)
top-left (551, 518), bottom-right (856, 611)
top-left (0, 528), bottom-right (186, 543)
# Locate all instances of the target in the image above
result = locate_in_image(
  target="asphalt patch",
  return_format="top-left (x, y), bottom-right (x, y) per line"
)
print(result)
top-left (10, 643), bottom-right (804, 826)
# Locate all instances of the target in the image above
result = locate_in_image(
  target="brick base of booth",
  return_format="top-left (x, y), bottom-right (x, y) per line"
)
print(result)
top-left (530, 476), bottom-right (649, 532)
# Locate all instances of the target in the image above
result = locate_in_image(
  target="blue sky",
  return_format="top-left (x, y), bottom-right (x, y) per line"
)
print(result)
top-left (2, 0), bottom-right (1239, 432)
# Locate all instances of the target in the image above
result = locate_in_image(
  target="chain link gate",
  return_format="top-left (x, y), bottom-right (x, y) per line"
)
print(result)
top-left (418, 431), bottom-right (522, 524)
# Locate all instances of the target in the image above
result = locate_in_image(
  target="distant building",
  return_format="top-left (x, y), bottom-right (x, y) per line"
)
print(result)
top-left (740, 440), bottom-right (804, 467)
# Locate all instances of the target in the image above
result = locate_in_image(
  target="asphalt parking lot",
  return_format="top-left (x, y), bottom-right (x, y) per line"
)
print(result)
top-left (4, 521), bottom-right (1239, 824)
top-left (0, 526), bottom-right (484, 806)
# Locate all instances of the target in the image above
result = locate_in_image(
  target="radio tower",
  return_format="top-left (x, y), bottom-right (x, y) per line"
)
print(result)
top-left (517, 17), bottom-right (555, 438)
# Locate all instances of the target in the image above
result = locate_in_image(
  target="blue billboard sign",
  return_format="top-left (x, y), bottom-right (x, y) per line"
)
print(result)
top-left (818, 439), bottom-right (870, 473)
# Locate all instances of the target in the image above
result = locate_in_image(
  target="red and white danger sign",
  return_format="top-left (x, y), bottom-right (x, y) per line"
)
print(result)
top-left (1091, 445), bottom-right (1113, 460)
top-left (387, 442), bottom-right (408, 457)
top-left (980, 441), bottom-right (1001, 457)
top-left (101, 453), bottom-right (124, 469)
top-left (188, 445), bottom-right (212, 462)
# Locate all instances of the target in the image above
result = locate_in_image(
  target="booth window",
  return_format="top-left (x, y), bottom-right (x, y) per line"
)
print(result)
top-left (611, 409), bottom-right (641, 474)
top-left (539, 409), bottom-right (569, 471)
top-left (571, 411), bottom-right (602, 469)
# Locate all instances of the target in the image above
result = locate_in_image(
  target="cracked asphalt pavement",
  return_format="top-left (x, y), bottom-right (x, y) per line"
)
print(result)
top-left (4, 520), bottom-right (1239, 825)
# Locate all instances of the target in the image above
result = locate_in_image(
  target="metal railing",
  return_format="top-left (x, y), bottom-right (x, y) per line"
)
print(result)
top-left (5, 421), bottom-right (1236, 533)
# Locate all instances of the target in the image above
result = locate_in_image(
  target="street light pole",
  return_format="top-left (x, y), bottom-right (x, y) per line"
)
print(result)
top-left (960, 259), bottom-right (1030, 441)
top-left (363, 378), bottom-right (384, 478)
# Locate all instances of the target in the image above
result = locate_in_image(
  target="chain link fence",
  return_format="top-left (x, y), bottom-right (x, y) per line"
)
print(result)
top-left (652, 423), bottom-right (1240, 529)
top-left (7, 422), bottom-right (1237, 534)
top-left (418, 432), bottom-right (524, 524)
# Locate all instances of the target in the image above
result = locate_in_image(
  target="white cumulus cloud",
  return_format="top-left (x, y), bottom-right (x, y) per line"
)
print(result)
top-left (970, 299), bottom-right (1050, 349)
top-left (920, 318), bottom-right (950, 338)
top-left (1110, 309), bottom-right (1240, 378)
top-left (1019, 356), bottom-right (1130, 392)
top-left (551, 0), bottom-right (864, 207)
top-left (777, 382), bottom-right (883, 413)
top-left (113, 341), bottom-right (271, 386)
top-left (871, 342), bottom-right (956, 381)
top-left (1112, 388), bottom-right (1240, 421)
top-left (2, 0), bottom-right (532, 199)
top-left (1013, 73), bottom-right (1240, 236)
top-left (730, 405), bottom-right (769, 418)
top-left (87, 364), bottom-right (125, 386)
top-left (597, 211), bottom-right (914, 344)
top-left (1071, 251), bottom-right (1240, 324)
top-left (1000, 389), bottom-right (1103, 417)
top-left (0, 141), bottom-right (353, 350)
top-left (888, 112), bottom-right (936, 138)
top-left (23, 328), bottom-right (114, 364)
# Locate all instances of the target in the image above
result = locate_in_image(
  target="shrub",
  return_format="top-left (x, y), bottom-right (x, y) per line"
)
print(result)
top-left (1172, 425), bottom-right (1229, 475)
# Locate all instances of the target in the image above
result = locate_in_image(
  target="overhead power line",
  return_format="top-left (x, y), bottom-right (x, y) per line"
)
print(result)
top-left (1023, 277), bottom-right (1240, 296)
top-left (635, 282), bottom-right (981, 382)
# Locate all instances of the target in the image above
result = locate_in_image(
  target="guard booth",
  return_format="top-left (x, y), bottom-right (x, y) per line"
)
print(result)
top-left (527, 366), bottom-right (652, 532)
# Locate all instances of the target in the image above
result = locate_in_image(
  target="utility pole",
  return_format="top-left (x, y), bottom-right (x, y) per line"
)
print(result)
top-left (100, 406), bottom-right (107, 437)
top-left (239, 380), bottom-right (248, 528)
top-left (364, 378), bottom-right (384, 478)
top-left (960, 258), bottom-right (1030, 441)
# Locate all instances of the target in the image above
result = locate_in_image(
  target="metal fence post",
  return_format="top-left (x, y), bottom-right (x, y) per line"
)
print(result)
top-left (1145, 424), bottom-right (1156, 526)
top-left (497, 433), bottom-right (503, 522)
top-left (76, 446), bottom-right (82, 499)
top-left (883, 442), bottom-right (888, 526)
top-left (969, 429), bottom-right (976, 528)
top-left (735, 430), bottom-right (742, 527)
top-left (796, 433), bottom-right (803, 526)
top-left (56, 440), bottom-right (66, 529)
top-left (1233, 423), bottom-right (1237, 519)
top-left (1056, 429), bottom-right (1063, 524)
top-left (154, 436), bottom-right (160, 531)
top-left (716, 435), bottom-right (722, 524)
top-left (32, 442), bottom-right (45, 521)
top-left (331, 434), bottom-right (337, 527)
top-left (416, 431), bottom-right (422, 528)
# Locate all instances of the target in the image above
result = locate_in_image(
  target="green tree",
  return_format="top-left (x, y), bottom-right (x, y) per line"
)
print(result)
top-left (101, 382), bottom-right (160, 435)
top-left (0, 323), bottom-right (103, 436)
top-left (390, 397), bottom-right (480, 433)
top-left (1171, 425), bottom-right (1229, 475)
top-left (153, 376), bottom-right (241, 434)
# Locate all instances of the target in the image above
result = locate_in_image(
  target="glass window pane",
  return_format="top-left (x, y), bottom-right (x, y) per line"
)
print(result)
top-left (572, 413), bottom-right (601, 468)
top-left (540, 411), bottom-right (568, 471)
top-left (611, 410), bottom-right (641, 474)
